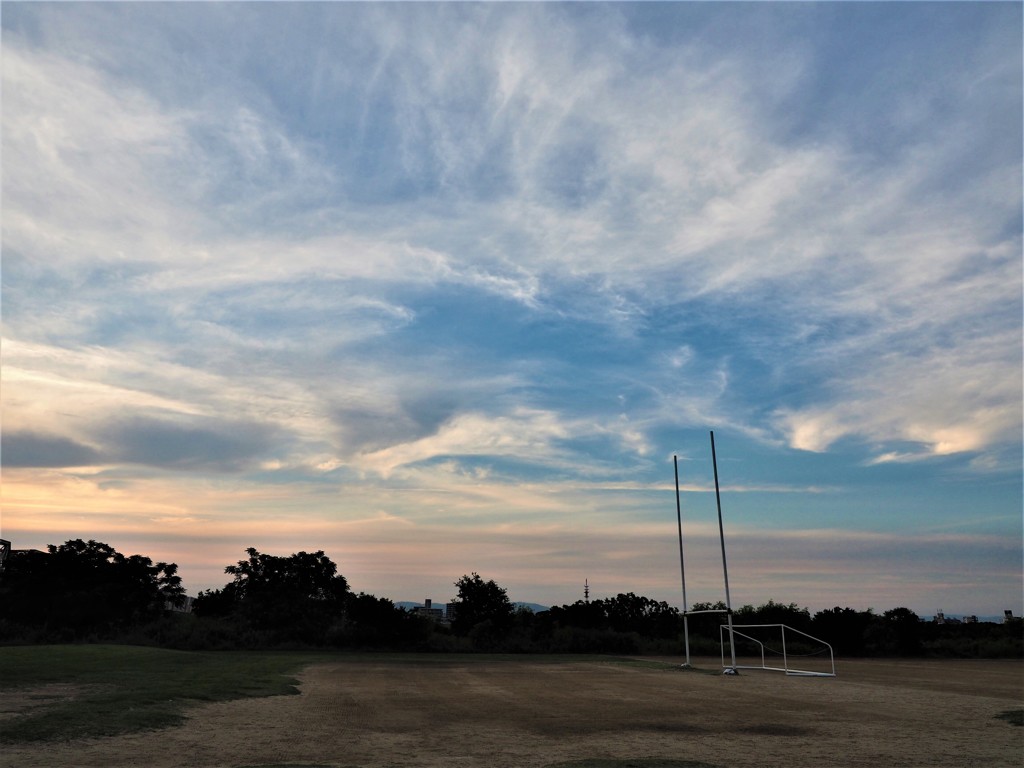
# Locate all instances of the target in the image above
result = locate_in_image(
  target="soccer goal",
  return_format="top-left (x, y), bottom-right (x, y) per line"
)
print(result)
top-left (673, 434), bottom-right (837, 677)
top-left (720, 623), bottom-right (836, 677)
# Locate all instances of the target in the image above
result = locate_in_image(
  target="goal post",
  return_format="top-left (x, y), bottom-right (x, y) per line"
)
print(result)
top-left (673, 434), bottom-right (837, 678)
top-left (720, 623), bottom-right (836, 677)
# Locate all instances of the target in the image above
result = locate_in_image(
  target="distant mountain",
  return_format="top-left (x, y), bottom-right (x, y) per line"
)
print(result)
top-left (515, 602), bottom-right (550, 613)
top-left (391, 602), bottom-right (423, 614)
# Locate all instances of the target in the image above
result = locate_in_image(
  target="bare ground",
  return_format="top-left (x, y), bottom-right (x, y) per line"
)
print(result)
top-left (2, 657), bottom-right (1021, 768)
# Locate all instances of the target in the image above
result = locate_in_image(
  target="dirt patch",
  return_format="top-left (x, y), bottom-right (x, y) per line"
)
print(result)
top-left (0, 684), bottom-right (93, 722)
top-left (1, 657), bottom-right (1021, 768)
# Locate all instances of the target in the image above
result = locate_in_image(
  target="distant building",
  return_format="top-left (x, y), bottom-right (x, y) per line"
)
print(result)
top-left (414, 598), bottom-right (444, 621)
top-left (0, 543), bottom-right (46, 574)
top-left (166, 596), bottom-right (195, 614)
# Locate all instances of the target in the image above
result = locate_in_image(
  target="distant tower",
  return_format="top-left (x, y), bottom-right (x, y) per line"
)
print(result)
top-left (584, 578), bottom-right (590, 603)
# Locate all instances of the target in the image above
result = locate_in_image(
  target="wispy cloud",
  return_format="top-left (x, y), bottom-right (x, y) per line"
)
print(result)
top-left (2, 2), bottom-right (1019, 612)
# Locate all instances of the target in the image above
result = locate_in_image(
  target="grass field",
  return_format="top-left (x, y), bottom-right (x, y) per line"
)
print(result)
top-left (0, 645), bottom-right (319, 743)
top-left (2, 647), bottom-right (1021, 768)
top-left (0, 646), bottom-right (664, 745)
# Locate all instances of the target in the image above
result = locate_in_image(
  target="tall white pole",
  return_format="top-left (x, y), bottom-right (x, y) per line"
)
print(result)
top-left (710, 431), bottom-right (737, 672)
top-left (674, 455), bottom-right (691, 667)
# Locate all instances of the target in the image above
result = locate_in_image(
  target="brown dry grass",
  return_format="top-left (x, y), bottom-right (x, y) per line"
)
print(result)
top-left (1, 656), bottom-right (1021, 768)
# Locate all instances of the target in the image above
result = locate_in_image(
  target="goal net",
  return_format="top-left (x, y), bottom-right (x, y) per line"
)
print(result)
top-left (720, 623), bottom-right (835, 677)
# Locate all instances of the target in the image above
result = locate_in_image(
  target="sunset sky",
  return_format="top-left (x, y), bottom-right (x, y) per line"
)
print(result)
top-left (2, 2), bottom-right (1021, 617)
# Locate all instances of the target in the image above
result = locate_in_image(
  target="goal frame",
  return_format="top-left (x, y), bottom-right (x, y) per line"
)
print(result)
top-left (720, 623), bottom-right (836, 677)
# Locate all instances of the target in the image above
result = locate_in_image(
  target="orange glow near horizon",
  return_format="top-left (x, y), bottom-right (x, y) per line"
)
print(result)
top-left (4, 462), bottom-right (1018, 613)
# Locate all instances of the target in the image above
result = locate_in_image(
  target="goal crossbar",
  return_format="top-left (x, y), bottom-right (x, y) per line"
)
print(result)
top-left (720, 623), bottom-right (836, 677)
top-left (683, 608), bottom-right (730, 616)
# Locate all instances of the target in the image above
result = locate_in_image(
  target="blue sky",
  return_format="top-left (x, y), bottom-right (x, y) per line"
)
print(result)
top-left (2, 2), bottom-right (1021, 616)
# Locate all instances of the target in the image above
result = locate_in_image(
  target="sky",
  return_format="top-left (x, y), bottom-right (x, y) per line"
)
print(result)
top-left (2, 2), bottom-right (1021, 618)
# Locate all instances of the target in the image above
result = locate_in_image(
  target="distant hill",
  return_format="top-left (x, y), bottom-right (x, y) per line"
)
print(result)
top-left (515, 602), bottom-right (550, 613)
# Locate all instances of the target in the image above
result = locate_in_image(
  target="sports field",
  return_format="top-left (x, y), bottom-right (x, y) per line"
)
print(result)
top-left (2, 654), bottom-right (1021, 767)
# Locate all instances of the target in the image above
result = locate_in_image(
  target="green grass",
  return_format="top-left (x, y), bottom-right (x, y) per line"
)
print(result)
top-left (0, 648), bottom-right (719, 747)
top-left (0, 645), bottom-right (326, 744)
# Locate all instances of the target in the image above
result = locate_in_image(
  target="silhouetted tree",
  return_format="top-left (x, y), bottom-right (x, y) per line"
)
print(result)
top-left (866, 607), bottom-right (923, 655)
top-left (0, 539), bottom-right (183, 639)
top-left (333, 592), bottom-right (432, 649)
top-left (812, 606), bottom-right (875, 656)
top-left (601, 593), bottom-right (681, 638)
top-left (194, 547), bottom-right (349, 645)
top-left (451, 573), bottom-right (514, 637)
top-left (735, 600), bottom-right (812, 633)
top-left (685, 600), bottom-right (729, 639)
top-left (548, 599), bottom-right (607, 631)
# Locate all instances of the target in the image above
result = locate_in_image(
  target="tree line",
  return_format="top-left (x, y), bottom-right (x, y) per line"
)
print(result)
top-left (1, 539), bottom-right (1019, 658)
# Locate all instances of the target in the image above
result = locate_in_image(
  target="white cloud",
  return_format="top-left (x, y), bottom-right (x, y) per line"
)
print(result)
top-left (2, 44), bottom-right (196, 263)
top-left (775, 319), bottom-right (1021, 462)
top-left (3, 4), bottom-right (1019, 528)
top-left (355, 408), bottom-right (571, 477)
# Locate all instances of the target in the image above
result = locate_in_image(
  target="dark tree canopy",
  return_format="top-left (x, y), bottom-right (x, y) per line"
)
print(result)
top-left (224, 547), bottom-right (349, 603)
top-left (548, 599), bottom-right (607, 631)
top-left (340, 592), bottom-right (433, 649)
top-left (602, 593), bottom-right (680, 637)
top-left (0, 539), bottom-right (184, 638)
top-left (871, 607), bottom-right (924, 655)
top-left (1, 537), bottom-right (1019, 657)
top-left (548, 594), bottom-right (682, 640)
top-left (811, 606), bottom-right (877, 656)
top-left (451, 572), bottom-right (514, 636)
top-left (193, 547), bottom-right (350, 644)
top-left (735, 599), bottom-right (811, 631)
